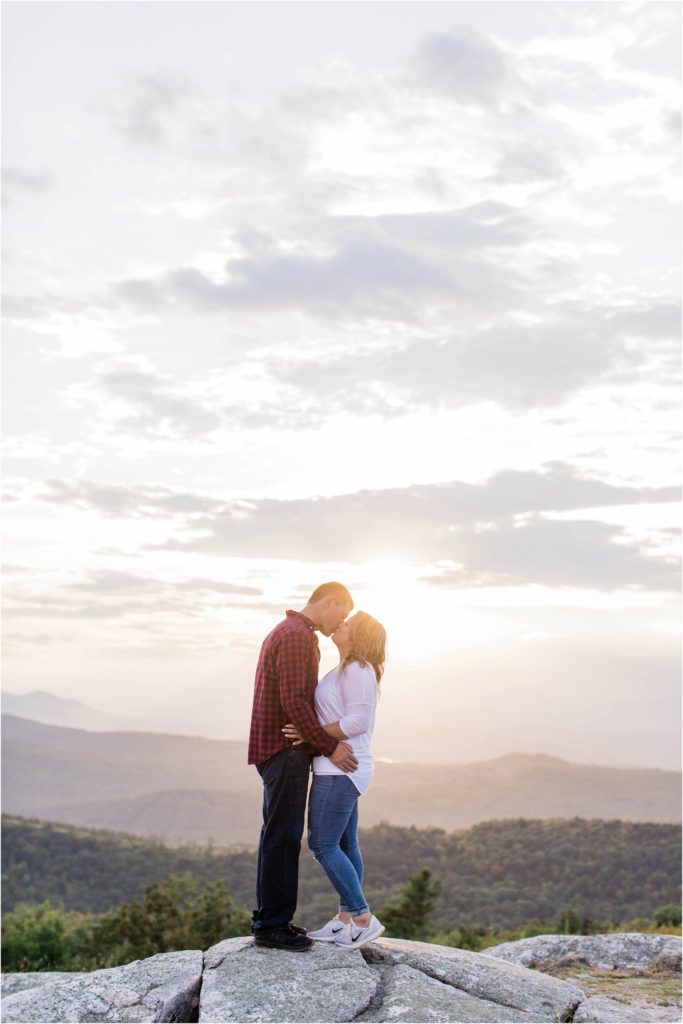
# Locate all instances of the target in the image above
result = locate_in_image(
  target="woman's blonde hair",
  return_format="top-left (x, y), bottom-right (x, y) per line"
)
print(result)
top-left (341, 611), bottom-right (387, 684)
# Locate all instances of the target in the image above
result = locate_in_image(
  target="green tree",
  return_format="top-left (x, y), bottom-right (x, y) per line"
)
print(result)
top-left (1, 872), bottom-right (253, 972)
top-left (189, 879), bottom-right (251, 948)
top-left (91, 873), bottom-right (253, 967)
top-left (555, 907), bottom-right (582, 934)
top-left (654, 904), bottom-right (682, 927)
top-left (1, 901), bottom-right (93, 971)
top-left (430, 924), bottom-right (486, 951)
top-left (381, 868), bottom-right (443, 941)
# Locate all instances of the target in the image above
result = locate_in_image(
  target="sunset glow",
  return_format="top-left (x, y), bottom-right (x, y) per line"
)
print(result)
top-left (2, 1), bottom-right (680, 770)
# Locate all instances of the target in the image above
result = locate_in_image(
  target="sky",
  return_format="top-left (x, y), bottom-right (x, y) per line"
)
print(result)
top-left (2, 1), bottom-right (681, 769)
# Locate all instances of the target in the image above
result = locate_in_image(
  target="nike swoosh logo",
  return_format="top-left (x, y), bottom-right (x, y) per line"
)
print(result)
top-left (331, 927), bottom-right (344, 933)
top-left (351, 932), bottom-right (362, 942)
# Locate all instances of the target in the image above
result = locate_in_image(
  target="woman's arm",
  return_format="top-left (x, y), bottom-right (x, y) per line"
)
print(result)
top-left (338, 663), bottom-right (376, 737)
top-left (283, 664), bottom-right (376, 745)
top-left (322, 721), bottom-right (348, 739)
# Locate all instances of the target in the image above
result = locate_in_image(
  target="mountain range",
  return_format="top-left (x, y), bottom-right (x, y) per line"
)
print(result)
top-left (2, 713), bottom-right (680, 844)
top-left (2, 689), bottom-right (147, 732)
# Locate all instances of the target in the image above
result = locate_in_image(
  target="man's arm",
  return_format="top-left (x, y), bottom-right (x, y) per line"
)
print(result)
top-left (282, 720), bottom-right (347, 742)
top-left (276, 631), bottom-right (339, 757)
top-left (321, 721), bottom-right (348, 740)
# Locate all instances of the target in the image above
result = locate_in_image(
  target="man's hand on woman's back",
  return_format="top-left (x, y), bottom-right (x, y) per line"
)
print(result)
top-left (329, 741), bottom-right (359, 773)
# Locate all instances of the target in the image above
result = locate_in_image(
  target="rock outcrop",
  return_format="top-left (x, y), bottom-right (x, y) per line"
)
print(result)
top-left (200, 935), bottom-right (584, 1022)
top-left (573, 994), bottom-right (680, 1023)
top-left (487, 932), bottom-right (682, 971)
top-left (1, 949), bottom-right (203, 1023)
top-left (1, 972), bottom-right (80, 998)
top-left (1, 933), bottom-right (680, 1023)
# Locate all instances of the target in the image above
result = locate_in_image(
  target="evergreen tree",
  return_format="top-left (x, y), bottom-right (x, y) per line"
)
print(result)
top-left (189, 879), bottom-right (251, 949)
top-left (381, 868), bottom-right (443, 941)
top-left (555, 907), bottom-right (582, 934)
top-left (91, 873), bottom-right (251, 966)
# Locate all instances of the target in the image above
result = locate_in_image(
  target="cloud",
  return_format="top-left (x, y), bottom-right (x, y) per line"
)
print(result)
top-left (112, 232), bottom-right (452, 321)
top-left (32, 464), bottom-right (678, 590)
top-left (487, 141), bottom-right (569, 185)
top-left (79, 358), bottom-right (327, 440)
top-left (35, 462), bottom-right (676, 525)
top-left (38, 479), bottom-right (223, 518)
top-left (5, 276), bottom-right (675, 442)
top-left (369, 201), bottom-right (543, 249)
top-left (604, 301), bottom-right (681, 343)
top-left (65, 570), bottom-right (262, 597)
top-left (4, 568), bottom-right (274, 625)
top-left (268, 313), bottom-right (640, 413)
top-left (90, 73), bottom-right (189, 144)
top-left (95, 364), bottom-right (222, 439)
top-left (2, 165), bottom-right (56, 204)
top-left (422, 517), bottom-right (680, 591)
top-left (411, 27), bottom-right (522, 108)
top-left (107, 201), bottom-right (544, 324)
top-left (89, 69), bottom-right (323, 191)
top-left (177, 475), bottom-right (678, 594)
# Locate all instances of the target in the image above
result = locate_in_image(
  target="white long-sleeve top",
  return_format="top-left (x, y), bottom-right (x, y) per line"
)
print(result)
top-left (312, 661), bottom-right (378, 795)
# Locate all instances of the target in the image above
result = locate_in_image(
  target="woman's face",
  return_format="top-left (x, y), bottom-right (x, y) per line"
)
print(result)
top-left (332, 615), bottom-right (355, 650)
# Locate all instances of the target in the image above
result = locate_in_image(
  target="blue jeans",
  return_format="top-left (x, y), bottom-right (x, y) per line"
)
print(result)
top-left (307, 773), bottom-right (369, 916)
top-left (253, 748), bottom-right (312, 931)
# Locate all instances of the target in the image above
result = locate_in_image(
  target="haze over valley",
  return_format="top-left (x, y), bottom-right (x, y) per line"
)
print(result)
top-left (3, 713), bottom-right (679, 845)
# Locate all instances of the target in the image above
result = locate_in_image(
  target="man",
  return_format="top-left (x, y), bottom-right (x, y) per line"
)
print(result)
top-left (248, 582), bottom-right (358, 951)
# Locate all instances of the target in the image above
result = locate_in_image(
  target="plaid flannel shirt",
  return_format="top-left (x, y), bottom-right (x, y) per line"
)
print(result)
top-left (248, 610), bottom-right (338, 765)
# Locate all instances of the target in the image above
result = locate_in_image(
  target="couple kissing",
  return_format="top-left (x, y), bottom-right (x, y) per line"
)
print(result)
top-left (248, 581), bottom-right (387, 952)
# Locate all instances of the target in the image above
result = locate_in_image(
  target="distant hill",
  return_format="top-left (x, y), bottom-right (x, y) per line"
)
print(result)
top-left (2, 715), bottom-right (680, 843)
top-left (2, 814), bottom-right (680, 933)
top-left (1, 690), bottom-right (142, 732)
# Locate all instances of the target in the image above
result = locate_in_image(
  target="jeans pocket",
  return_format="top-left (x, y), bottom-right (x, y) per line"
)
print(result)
top-left (338, 773), bottom-right (360, 806)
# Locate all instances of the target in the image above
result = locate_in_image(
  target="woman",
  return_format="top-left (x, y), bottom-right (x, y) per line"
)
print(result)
top-left (283, 610), bottom-right (386, 950)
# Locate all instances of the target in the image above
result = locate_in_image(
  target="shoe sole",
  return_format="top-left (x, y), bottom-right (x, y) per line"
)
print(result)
top-left (334, 925), bottom-right (385, 949)
top-left (253, 938), bottom-right (313, 952)
top-left (307, 932), bottom-right (347, 941)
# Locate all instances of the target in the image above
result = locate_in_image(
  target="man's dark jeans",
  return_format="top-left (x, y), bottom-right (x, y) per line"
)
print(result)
top-left (253, 747), bottom-right (312, 932)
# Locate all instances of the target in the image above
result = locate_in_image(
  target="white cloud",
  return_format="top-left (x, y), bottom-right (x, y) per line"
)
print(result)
top-left (2, 165), bottom-right (56, 204)
top-left (26, 464), bottom-right (678, 591)
top-left (423, 516), bottom-right (680, 591)
top-left (410, 27), bottom-right (523, 108)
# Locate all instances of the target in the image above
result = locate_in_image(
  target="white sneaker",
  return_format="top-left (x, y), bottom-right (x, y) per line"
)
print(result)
top-left (333, 915), bottom-right (385, 949)
top-left (307, 914), bottom-right (349, 942)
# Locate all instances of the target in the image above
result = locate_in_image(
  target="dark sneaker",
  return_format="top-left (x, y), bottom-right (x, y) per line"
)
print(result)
top-left (253, 925), bottom-right (313, 952)
top-left (251, 922), bottom-right (307, 937)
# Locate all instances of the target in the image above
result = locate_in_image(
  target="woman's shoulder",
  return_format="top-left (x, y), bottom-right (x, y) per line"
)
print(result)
top-left (342, 660), bottom-right (378, 685)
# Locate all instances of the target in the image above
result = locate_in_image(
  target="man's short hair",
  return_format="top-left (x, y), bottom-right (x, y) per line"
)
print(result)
top-left (308, 581), bottom-right (353, 608)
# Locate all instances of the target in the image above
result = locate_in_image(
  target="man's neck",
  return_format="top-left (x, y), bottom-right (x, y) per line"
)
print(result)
top-left (299, 604), bottom-right (321, 630)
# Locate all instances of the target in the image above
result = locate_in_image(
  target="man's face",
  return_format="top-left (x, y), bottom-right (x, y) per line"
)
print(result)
top-left (319, 599), bottom-right (352, 637)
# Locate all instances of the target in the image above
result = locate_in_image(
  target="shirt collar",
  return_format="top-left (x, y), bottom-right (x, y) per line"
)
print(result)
top-left (286, 609), bottom-right (319, 633)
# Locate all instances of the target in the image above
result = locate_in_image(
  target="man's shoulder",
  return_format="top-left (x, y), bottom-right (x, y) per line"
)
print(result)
top-left (264, 614), bottom-right (312, 647)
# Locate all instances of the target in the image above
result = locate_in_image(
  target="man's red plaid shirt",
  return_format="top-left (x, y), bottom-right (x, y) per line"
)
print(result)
top-left (248, 610), bottom-right (339, 765)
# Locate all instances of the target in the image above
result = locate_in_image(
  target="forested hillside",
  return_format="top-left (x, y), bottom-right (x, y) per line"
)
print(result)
top-left (3, 814), bottom-right (680, 932)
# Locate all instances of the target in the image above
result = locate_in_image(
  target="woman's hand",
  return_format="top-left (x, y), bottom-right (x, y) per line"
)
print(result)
top-left (282, 723), bottom-right (304, 745)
